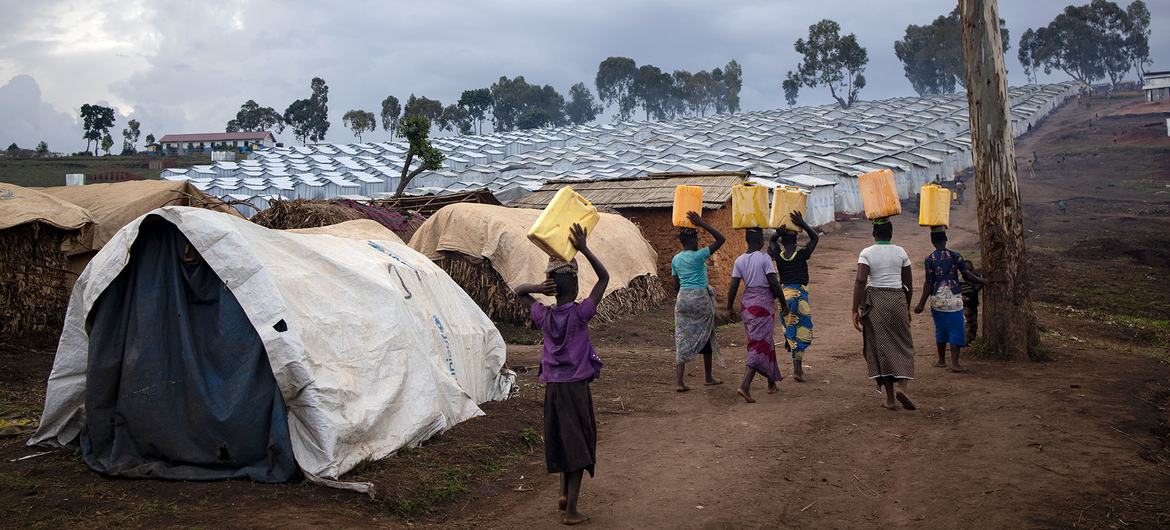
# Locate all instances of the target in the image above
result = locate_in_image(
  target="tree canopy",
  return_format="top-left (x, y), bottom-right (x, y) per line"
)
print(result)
top-left (283, 77), bottom-right (330, 144)
top-left (438, 104), bottom-right (473, 135)
top-left (784, 19), bottom-right (869, 109)
top-left (595, 56), bottom-right (639, 122)
top-left (595, 57), bottom-right (743, 122)
top-left (342, 109), bottom-right (376, 142)
top-left (380, 95), bottom-right (402, 138)
top-left (395, 115), bottom-right (445, 196)
top-left (894, 7), bottom-right (1009, 96)
top-left (404, 95), bottom-right (443, 123)
top-left (121, 119), bottom-right (141, 155)
top-left (489, 76), bottom-right (566, 131)
top-left (458, 88), bottom-right (493, 134)
top-left (564, 82), bottom-right (602, 125)
top-left (226, 100), bottom-right (285, 133)
top-left (79, 103), bottom-right (115, 156)
top-left (1023, 0), bottom-right (1151, 87)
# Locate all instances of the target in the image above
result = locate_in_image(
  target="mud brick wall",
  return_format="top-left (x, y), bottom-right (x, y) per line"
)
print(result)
top-left (615, 202), bottom-right (748, 308)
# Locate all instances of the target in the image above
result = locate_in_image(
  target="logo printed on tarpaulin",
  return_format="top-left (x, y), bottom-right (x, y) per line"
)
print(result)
top-left (432, 315), bottom-right (456, 376)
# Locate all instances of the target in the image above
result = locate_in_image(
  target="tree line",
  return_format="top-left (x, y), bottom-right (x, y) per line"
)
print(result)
top-left (784, 1), bottom-right (1152, 107)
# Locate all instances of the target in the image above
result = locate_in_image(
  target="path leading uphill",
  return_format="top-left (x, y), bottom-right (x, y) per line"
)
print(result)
top-left (443, 97), bottom-right (1170, 529)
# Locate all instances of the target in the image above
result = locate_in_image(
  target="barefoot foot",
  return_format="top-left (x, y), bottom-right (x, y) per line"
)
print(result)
top-left (895, 391), bottom-right (917, 411)
top-left (933, 361), bottom-right (947, 368)
top-left (737, 388), bottom-right (756, 403)
top-left (882, 401), bottom-right (898, 411)
top-left (562, 511), bottom-right (589, 525)
top-left (950, 365), bottom-right (968, 373)
top-left (793, 373), bottom-right (805, 383)
top-left (675, 384), bottom-right (690, 392)
top-left (704, 379), bottom-right (724, 386)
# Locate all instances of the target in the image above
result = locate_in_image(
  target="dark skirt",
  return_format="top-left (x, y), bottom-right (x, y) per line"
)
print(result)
top-left (544, 381), bottom-right (597, 476)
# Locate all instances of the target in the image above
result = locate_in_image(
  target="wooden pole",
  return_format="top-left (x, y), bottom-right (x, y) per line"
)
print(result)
top-left (959, 0), bottom-right (1039, 359)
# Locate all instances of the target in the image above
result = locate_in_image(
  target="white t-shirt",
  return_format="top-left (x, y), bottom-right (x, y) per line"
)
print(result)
top-left (858, 244), bottom-right (911, 288)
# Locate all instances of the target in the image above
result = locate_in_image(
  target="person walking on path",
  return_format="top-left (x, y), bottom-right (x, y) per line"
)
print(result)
top-left (851, 219), bottom-right (917, 411)
top-left (515, 224), bottom-right (608, 526)
top-left (671, 211), bottom-right (726, 392)
top-left (726, 228), bottom-right (785, 404)
top-left (959, 259), bottom-right (983, 342)
top-left (768, 211), bottom-right (819, 383)
top-left (914, 229), bottom-right (985, 372)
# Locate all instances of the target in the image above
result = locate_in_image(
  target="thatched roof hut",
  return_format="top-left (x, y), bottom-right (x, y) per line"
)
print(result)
top-left (513, 172), bottom-right (752, 306)
top-left (409, 203), bottom-right (665, 325)
top-left (252, 199), bottom-right (424, 242)
top-left (0, 183), bottom-right (95, 346)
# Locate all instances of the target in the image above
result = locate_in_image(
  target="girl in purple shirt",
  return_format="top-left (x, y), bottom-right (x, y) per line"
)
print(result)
top-left (516, 224), bottom-right (609, 526)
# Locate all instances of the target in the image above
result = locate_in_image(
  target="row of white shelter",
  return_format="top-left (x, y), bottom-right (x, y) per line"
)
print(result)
top-left (161, 83), bottom-right (1076, 217)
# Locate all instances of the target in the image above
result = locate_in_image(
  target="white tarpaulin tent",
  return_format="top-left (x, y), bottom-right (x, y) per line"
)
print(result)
top-left (30, 207), bottom-right (513, 491)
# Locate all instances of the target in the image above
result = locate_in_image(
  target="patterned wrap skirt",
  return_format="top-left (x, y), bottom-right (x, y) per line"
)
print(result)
top-left (675, 287), bottom-right (720, 364)
top-left (861, 287), bottom-right (915, 380)
top-left (782, 284), bottom-right (813, 360)
top-left (741, 286), bottom-right (780, 382)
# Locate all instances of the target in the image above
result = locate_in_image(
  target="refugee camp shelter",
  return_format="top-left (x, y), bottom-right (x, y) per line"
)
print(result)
top-left (31, 207), bottom-right (514, 490)
top-left (36, 179), bottom-right (238, 278)
top-left (408, 203), bottom-right (664, 325)
top-left (160, 83), bottom-right (1076, 222)
top-left (0, 183), bottom-right (94, 346)
top-left (372, 188), bottom-right (502, 218)
top-left (513, 171), bottom-right (754, 303)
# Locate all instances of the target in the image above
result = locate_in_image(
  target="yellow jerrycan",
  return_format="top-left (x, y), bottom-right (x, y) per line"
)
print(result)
top-left (527, 186), bottom-right (600, 262)
top-left (769, 186), bottom-right (809, 231)
top-left (859, 169), bottom-right (901, 220)
top-left (731, 182), bottom-right (769, 229)
top-left (918, 184), bottom-right (952, 227)
top-left (672, 185), bottom-right (704, 228)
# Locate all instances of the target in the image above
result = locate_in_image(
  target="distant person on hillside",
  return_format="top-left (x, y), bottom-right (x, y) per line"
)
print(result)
top-left (726, 228), bottom-right (785, 403)
top-left (768, 211), bottom-right (819, 382)
top-left (959, 259), bottom-right (984, 342)
top-left (671, 211), bottom-right (726, 392)
top-left (914, 229), bottom-right (986, 373)
top-left (515, 224), bottom-right (608, 526)
top-left (852, 219), bottom-right (916, 411)
top-left (955, 179), bottom-right (967, 205)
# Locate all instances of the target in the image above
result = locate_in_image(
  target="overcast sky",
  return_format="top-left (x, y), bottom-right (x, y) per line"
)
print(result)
top-left (1, 0), bottom-right (1166, 152)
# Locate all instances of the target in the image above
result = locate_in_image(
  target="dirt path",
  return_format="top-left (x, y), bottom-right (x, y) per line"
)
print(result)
top-left (440, 102), bottom-right (1170, 529)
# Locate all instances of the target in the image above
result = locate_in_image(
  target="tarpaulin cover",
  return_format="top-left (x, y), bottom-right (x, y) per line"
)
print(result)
top-left (408, 203), bottom-right (659, 304)
top-left (31, 207), bottom-right (513, 489)
top-left (83, 218), bottom-right (297, 481)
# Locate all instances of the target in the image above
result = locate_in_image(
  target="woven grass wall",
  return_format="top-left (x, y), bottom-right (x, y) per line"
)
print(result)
top-left (0, 224), bottom-right (74, 348)
top-left (438, 253), bottom-right (665, 327)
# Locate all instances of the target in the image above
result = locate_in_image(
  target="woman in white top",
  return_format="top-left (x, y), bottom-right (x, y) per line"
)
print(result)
top-left (851, 219), bottom-right (916, 411)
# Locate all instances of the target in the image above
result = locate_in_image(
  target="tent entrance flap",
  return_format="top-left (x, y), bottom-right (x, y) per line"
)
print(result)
top-left (82, 216), bottom-right (298, 482)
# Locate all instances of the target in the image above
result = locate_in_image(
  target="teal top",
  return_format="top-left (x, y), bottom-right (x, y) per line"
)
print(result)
top-left (671, 247), bottom-right (712, 289)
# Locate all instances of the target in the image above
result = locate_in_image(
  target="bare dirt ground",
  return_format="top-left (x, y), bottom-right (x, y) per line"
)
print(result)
top-left (1, 93), bottom-right (1168, 529)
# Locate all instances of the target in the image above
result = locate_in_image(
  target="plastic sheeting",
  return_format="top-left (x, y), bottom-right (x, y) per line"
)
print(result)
top-left (83, 218), bottom-right (298, 482)
top-left (31, 207), bottom-right (513, 488)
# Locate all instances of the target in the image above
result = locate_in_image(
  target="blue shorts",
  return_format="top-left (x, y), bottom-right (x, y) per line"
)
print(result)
top-left (931, 309), bottom-right (967, 346)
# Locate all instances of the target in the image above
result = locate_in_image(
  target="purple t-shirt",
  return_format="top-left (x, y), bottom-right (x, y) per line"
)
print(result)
top-left (731, 251), bottom-right (777, 288)
top-left (531, 298), bottom-right (603, 383)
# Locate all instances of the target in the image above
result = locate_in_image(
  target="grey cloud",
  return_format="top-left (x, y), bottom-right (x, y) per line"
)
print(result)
top-left (1, 0), bottom-right (1167, 151)
top-left (0, 74), bottom-right (78, 152)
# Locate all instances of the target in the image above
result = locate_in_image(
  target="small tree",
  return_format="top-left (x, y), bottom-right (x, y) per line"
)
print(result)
top-left (145, 133), bottom-right (155, 145)
top-left (564, 82), bottom-right (602, 125)
top-left (1125, 0), bottom-right (1152, 77)
top-left (438, 104), bottom-right (472, 135)
top-left (342, 110), bottom-right (376, 142)
top-left (787, 19), bottom-right (869, 108)
top-left (722, 59), bottom-right (744, 113)
top-left (782, 73), bottom-right (801, 107)
top-left (1017, 28), bottom-right (1041, 83)
top-left (121, 118), bottom-right (141, 155)
top-left (283, 77), bottom-right (330, 144)
top-left (380, 95), bottom-right (402, 139)
top-left (457, 88), bottom-right (493, 134)
top-left (394, 115), bottom-right (445, 197)
top-left (100, 133), bottom-right (114, 156)
top-left (79, 103), bottom-right (116, 155)
top-left (35, 141), bottom-right (49, 157)
top-left (403, 95), bottom-right (443, 123)
top-left (226, 100), bottom-right (285, 133)
top-left (6, 143), bottom-right (19, 153)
